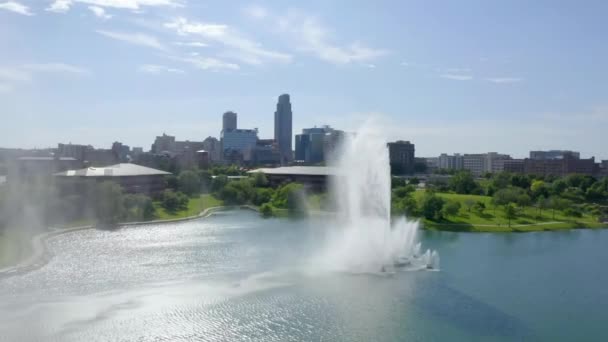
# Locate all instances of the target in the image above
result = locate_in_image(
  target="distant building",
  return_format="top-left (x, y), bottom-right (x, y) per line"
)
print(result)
top-left (202, 136), bottom-right (221, 162)
top-left (530, 150), bottom-right (580, 160)
top-left (485, 152), bottom-right (512, 173)
top-left (274, 94), bottom-right (293, 164)
top-left (463, 154), bottom-right (486, 176)
top-left (295, 126), bottom-right (334, 163)
top-left (57, 143), bottom-right (90, 161)
top-left (223, 111), bottom-right (237, 131)
top-left (248, 166), bottom-right (336, 190)
top-left (8, 156), bottom-right (83, 182)
top-left (438, 153), bottom-right (464, 170)
top-left (151, 133), bottom-right (176, 154)
top-left (131, 147), bottom-right (144, 156)
top-left (83, 149), bottom-right (118, 167)
top-left (503, 159), bottom-right (525, 173)
top-left (323, 129), bottom-right (348, 162)
top-left (111, 141), bottom-right (130, 162)
top-left (523, 156), bottom-right (596, 177)
top-left (221, 128), bottom-right (258, 161)
top-left (246, 139), bottom-right (281, 165)
top-left (600, 160), bottom-right (608, 177)
top-left (387, 141), bottom-right (415, 175)
top-left (55, 163), bottom-right (170, 195)
top-left (425, 157), bottom-right (439, 173)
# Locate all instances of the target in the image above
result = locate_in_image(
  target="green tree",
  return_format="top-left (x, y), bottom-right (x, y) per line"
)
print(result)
top-left (442, 200), bottom-right (461, 217)
top-left (94, 181), bottom-right (125, 225)
top-left (421, 192), bottom-right (445, 220)
top-left (252, 188), bottom-right (273, 206)
top-left (550, 179), bottom-right (568, 196)
top-left (393, 195), bottom-right (418, 217)
top-left (165, 174), bottom-right (179, 191)
top-left (391, 177), bottom-right (406, 188)
top-left (198, 170), bottom-right (212, 193)
top-left (123, 194), bottom-right (155, 221)
top-left (548, 196), bottom-right (570, 220)
top-left (272, 183), bottom-right (304, 210)
top-left (464, 199), bottom-right (475, 212)
top-left (449, 171), bottom-right (479, 194)
top-left (211, 175), bottom-right (229, 193)
top-left (252, 172), bottom-right (269, 187)
top-left (178, 170), bottom-right (201, 196)
top-left (161, 190), bottom-right (188, 213)
top-left (260, 203), bottom-right (274, 218)
top-left (504, 204), bottom-right (517, 227)
top-left (393, 185), bottom-right (416, 199)
top-left (530, 180), bottom-right (549, 199)
top-left (409, 177), bottom-right (420, 185)
top-left (535, 195), bottom-right (548, 219)
top-left (473, 201), bottom-right (486, 215)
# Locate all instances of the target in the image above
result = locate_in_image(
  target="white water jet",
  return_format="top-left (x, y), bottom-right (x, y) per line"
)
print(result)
top-left (318, 122), bottom-right (439, 273)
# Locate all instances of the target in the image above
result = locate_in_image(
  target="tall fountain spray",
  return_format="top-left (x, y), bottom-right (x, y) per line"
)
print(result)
top-left (319, 122), bottom-right (439, 273)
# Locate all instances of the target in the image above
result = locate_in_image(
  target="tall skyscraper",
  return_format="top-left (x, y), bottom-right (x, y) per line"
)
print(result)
top-left (222, 111), bottom-right (237, 131)
top-left (274, 94), bottom-right (293, 164)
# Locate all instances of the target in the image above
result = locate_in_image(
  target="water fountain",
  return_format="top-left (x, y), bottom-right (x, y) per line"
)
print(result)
top-left (319, 122), bottom-right (439, 273)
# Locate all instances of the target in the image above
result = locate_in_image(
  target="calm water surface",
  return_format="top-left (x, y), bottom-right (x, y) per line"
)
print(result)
top-left (1, 210), bottom-right (607, 341)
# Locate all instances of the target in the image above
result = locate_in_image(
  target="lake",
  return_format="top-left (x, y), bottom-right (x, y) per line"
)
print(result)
top-left (1, 210), bottom-right (607, 341)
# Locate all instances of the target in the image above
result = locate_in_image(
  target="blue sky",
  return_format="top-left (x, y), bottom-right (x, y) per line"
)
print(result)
top-left (1, 0), bottom-right (607, 159)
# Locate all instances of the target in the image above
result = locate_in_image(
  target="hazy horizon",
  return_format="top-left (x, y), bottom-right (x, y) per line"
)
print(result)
top-left (1, 0), bottom-right (607, 159)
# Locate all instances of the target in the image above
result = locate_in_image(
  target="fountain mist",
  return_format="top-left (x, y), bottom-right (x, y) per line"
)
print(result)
top-left (318, 122), bottom-right (439, 273)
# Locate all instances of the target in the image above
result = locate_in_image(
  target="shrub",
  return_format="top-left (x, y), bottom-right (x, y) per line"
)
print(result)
top-left (178, 170), bottom-right (201, 196)
top-left (161, 190), bottom-right (188, 213)
top-left (260, 203), bottom-right (274, 218)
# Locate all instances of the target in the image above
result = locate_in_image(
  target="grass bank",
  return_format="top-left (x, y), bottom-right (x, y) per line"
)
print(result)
top-left (0, 230), bottom-right (32, 268)
top-left (414, 191), bottom-right (607, 232)
top-left (154, 194), bottom-right (224, 220)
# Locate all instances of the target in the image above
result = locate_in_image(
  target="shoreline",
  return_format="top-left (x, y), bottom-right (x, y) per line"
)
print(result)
top-left (2, 206), bottom-right (606, 277)
top-left (0, 205), bottom-right (259, 279)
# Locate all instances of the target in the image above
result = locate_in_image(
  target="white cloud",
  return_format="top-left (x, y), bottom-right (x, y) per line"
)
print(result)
top-left (440, 74), bottom-right (473, 81)
top-left (170, 55), bottom-right (239, 71)
top-left (96, 30), bottom-right (164, 49)
top-left (138, 64), bottom-right (184, 74)
top-left (486, 77), bottom-right (523, 84)
top-left (46, 0), bottom-right (71, 12)
top-left (47, 0), bottom-right (181, 13)
top-left (23, 63), bottom-right (89, 74)
top-left (174, 41), bottom-right (208, 47)
top-left (89, 5), bottom-right (112, 19)
top-left (0, 63), bottom-right (88, 92)
top-left (0, 67), bottom-right (32, 82)
top-left (243, 4), bottom-right (268, 19)
top-left (164, 17), bottom-right (292, 65)
top-left (276, 11), bottom-right (388, 64)
top-left (0, 1), bottom-right (33, 16)
top-left (0, 83), bottom-right (13, 93)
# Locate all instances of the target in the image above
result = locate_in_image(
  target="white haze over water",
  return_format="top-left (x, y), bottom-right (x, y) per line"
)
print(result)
top-left (315, 121), bottom-right (439, 273)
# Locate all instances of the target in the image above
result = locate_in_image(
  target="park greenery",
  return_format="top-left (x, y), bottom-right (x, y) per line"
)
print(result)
top-left (390, 171), bottom-right (608, 231)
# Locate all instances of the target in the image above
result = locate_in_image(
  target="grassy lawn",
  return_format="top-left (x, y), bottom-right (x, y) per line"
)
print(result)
top-left (0, 230), bottom-right (31, 269)
top-left (414, 191), bottom-right (607, 232)
top-left (153, 194), bottom-right (224, 220)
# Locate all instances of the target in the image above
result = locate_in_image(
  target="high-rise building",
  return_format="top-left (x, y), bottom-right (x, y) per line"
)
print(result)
top-left (295, 126), bottom-right (334, 163)
top-left (223, 111), bottom-right (237, 131)
top-left (202, 136), bottom-right (221, 162)
top-left (151, 133), bottom-right (176, 154)
top-left (387, 140), bottom-right (415, 175)
top-left (221, 128), bottom-right (258, 160)
top-left (274, 94), bottom-right (293, 164)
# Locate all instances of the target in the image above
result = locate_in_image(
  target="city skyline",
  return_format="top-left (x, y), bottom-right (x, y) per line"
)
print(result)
top-left (1, 1), bottom-right (607, 159)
